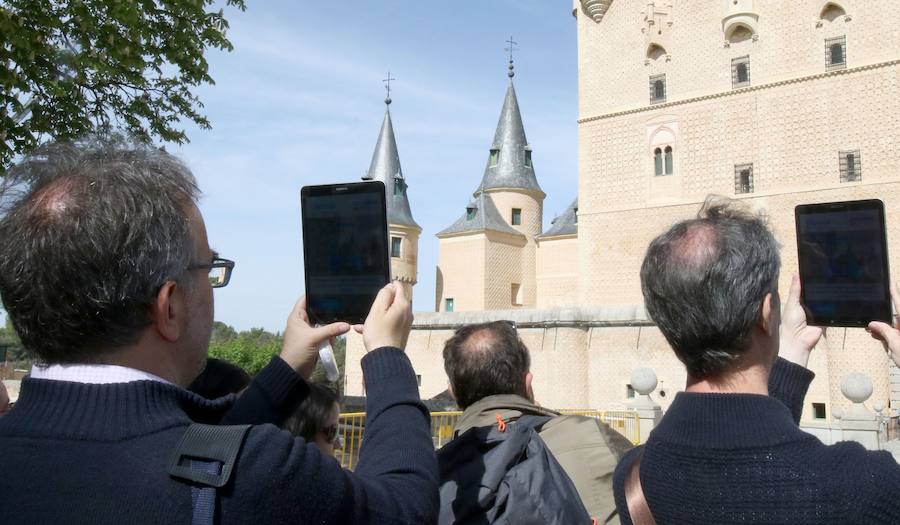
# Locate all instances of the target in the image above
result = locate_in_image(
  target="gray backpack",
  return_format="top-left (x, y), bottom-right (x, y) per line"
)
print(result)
top-left (437, 415), bottom-right (592, 525)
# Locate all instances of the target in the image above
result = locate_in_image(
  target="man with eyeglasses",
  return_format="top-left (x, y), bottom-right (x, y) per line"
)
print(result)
top-left (0, 136), bottom-right (438, 524)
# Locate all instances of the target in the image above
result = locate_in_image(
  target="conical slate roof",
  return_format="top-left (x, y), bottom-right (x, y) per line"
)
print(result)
top-left (539, 198), bottom-right (578, 238)
top-left (437, 192), bottom-right (523, 238)
top-left (362, 106), bottom-right (420, 230)
top-left (476, 81), bottom-right (544, 196)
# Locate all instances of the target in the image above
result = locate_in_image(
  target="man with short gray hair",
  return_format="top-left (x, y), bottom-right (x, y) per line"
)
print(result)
top-left (613, 197), bottom-right (900, 524)
top-left (0, 136), bottom-right (438, 524)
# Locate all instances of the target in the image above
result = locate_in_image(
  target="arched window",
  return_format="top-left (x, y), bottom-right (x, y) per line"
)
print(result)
top-left (820, 2), bottom-right (847, 22)
top-left (654, 148), bottom-right (663, 176)
top-left (664, 146), bottom-right (673, 175)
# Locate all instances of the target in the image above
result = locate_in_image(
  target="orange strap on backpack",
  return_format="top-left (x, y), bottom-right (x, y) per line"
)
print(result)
top-left (624, 447), bottom-right (656, 525)
top-left (494, 412), bottom-right (507, 432)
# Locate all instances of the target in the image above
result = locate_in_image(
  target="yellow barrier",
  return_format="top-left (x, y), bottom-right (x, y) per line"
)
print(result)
top-left (335, 409), bottom-right (640, 470)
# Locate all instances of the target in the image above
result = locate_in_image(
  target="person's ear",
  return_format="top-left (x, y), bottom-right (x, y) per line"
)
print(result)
top-left (759, 292), bottom-right (778, 337)
top-left (524, 372), bottom-right (534, 403)
top-left (152, 281), bottom-right (183, 342)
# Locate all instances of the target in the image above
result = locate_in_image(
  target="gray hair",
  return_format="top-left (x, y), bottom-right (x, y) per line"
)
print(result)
top-left (640, 196), bottom-right (780, 379)
top-left (0, 135), bottom-right (200, 363)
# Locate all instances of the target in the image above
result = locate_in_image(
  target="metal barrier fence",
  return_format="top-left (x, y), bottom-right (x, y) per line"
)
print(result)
top-left (334, 409), bottom-right (640, 470)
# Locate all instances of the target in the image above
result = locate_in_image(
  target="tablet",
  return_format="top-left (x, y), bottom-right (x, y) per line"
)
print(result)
top-left (300, 182), bottom-right (390, 325)
top-left (795, 199), bottom-right (892, 327)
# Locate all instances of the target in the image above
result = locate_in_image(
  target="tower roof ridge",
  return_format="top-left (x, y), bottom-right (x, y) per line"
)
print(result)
top-left (476, 80), bottom-right (544, 196)
top-left (436, 192), bottom-right (523, 238)
top-left (363, 103), bottom-right (420, 230)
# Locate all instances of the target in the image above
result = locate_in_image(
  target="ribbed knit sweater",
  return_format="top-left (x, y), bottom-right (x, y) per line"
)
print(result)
top-left (0, 347), bottom-right (439, 524)
top-left (613, 358), bottom-right (900, 524)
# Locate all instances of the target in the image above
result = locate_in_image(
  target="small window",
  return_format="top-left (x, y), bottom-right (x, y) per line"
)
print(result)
top-left (524, 149), bottom-right (532, 168)
top-left (393, 177), bottom-right (404, 196)
top-left (445, 298), bottom-right (454, 312)
top-left (391, 237), bottom-right (401, 258)
top-left (650, 74), bottom-right (666, 104)
top-left (626, 384), bottom-right (636, 399)
top-left (416, 374), bottom-right (422, 387)
top-left (511, 283), bottom-right (523, 306)
top-left (732, 55), bottom-right (750, 88)
top-left (664, 146), bottom-right (673, 175)
top-left (839, 149), bottom-right (861, 182)
top-left (826, 36), bottom-right (846, 70)
top-left (466, 206), bottom-right (476, 221)
top-left (653, 148), bottom-right (663, 176)
top-left (489, 149), bottom-right (500, 167)
top-left (734, 163), bottom-right (754, 194)
top-left (511, 208), bottom-right (522, 226)
top-left (812, 402), bottom-right (826, 420)
top-left (573, 207), bottom-right (578, 224)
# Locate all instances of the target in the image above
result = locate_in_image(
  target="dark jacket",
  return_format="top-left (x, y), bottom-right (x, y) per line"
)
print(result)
top-left (447, 394), bottom-right (633, 523)
top-left (613, 357), bottom-right (900, 524)
top-left (0, 348), bottom-right (439, 524)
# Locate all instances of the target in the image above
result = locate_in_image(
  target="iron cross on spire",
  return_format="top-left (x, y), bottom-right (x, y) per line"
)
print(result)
top-left (383, 71), bottom-right (396, 105)
top-left (504, 36), bottom-right (518, 78)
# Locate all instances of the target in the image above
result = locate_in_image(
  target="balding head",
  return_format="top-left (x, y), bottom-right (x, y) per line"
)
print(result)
top-left (442, 321), bottom-right (530, 409)
top-left (640, 197), bottom-right (780, 379)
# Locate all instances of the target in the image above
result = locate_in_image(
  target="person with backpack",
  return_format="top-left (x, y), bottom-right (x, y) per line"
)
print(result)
top-left (438, 321), bottom-right (632, 525)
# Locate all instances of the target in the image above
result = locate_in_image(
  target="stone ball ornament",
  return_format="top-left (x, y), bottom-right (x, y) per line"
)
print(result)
top-left (840, 372), bottom-right (873, 404)
top-left (631, 367), bottom-right (658, 395)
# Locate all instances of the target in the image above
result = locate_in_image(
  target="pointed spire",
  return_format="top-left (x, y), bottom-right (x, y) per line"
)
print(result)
top-left (362, 84), bottom-right (420, 230)
top-left (475, 59), bottom-right (544, 196)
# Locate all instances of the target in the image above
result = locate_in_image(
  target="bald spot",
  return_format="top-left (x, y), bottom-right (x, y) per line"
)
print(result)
top-left (462, 328), bottom-right (500, 356)
top-left (27, 177), bottom-right (84, 224)
top-left (670, 222), bottom-right (718, 269)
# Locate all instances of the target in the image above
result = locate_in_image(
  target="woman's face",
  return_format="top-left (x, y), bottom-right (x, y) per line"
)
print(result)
top-left (314, 403), bottom-right (342, 456)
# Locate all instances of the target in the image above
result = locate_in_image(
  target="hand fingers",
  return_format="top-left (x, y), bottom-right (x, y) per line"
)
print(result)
top-left (352, 324), bottom-right (364, 334)
top-left (313, 322), bottom-right (351, 342)
top-left (369, 283), bottom-right (396, 315)
top-left (390, 281), bottom-right (410, 311)
top-left (291, 296), bottom-right (310, 324)
top-left (786, 275), bottom-right (802, 308)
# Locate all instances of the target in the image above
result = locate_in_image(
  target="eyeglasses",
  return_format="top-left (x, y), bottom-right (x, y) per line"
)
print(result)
top-left (187, 257), bottom-right (235, 288)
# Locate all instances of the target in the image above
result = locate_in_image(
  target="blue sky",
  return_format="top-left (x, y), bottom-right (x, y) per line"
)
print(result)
top-left (175, 1), bottom-right (579, 332)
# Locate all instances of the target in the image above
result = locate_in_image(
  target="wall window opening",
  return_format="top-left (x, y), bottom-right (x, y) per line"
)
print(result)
top-left (524, 149), bottom-right (532, 167)
top-left (732, 55), bottom-right (750, 88)
top-left (654, 148), bottom-right (663, 176)
top-left (511, 208), bottom-right (522, 226)
top-left (826, 36), bottom-right (847, 70)
top-left (664, 146), bottom-right (673, 175)
top-left (812, 402), bottom-right (827, 420)
top-left (489, 149), bottom-right (500, 167)
top-left (390, 237), bottom-right (402, 258)
top-left (445, 298), bottom-right (454, 312)
top-left (839, 149), bottom-right (861, 182)
top-left (650, 74), bottom-right (666, 104)
top-left (734, 163), bottom-right (754, 194)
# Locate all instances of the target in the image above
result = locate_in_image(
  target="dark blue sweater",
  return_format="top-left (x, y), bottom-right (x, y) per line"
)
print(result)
top-left (613, 358), bottom-right (900, 524)
top-left (0, 347), bottom-right (439, 524)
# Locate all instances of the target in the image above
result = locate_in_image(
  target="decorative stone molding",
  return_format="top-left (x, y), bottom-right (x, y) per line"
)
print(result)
top-left (722, 0), bottom-right (759, 43)
top-left (580, 0), bottom-right (614, 23)
top-left (578, 59), bottom-right (900, 124)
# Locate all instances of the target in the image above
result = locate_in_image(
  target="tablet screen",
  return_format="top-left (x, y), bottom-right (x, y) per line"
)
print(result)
top-left (795, 199), bottom-right (891, 326)
top-left (301, 182), bottom-right (390, 324)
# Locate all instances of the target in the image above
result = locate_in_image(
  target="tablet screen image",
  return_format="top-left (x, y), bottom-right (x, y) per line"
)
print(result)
top-left (795, 199), bottom-right (891, 327)
top-left (301, 182), bottom-right (390, 325)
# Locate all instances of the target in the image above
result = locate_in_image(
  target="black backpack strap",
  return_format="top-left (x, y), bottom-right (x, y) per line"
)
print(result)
top-left (168, 424), bottom-right (251, 525)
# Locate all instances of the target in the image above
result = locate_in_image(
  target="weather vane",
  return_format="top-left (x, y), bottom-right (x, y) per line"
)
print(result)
top-left (505, 36), bottom-right (518, 78)
top-left (383, 71), bottom-right (396, 105)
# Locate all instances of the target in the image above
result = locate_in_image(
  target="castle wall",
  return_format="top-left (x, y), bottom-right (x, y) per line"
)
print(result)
top-left (485, 189), bottom-right (544, 308)
top-left (536, 235), bottom-right (580, 308)
top-left (343, 307), bottom-right (847, 421)
top-left (435, 234), bottom-right (487, 312)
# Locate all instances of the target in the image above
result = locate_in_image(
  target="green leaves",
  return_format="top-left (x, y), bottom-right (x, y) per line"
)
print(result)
top-left (0, 0), bottom-right (248, 171)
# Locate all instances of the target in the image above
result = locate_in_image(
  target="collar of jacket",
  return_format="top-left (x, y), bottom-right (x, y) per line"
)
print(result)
top-left (453, 394), bottom-right (560, 437)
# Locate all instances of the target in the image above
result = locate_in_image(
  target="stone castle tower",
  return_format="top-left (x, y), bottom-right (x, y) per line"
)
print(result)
top-left (435, 60), bottom-right (545, 312)
top-left (362, 95), bottom-right (421, 300)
